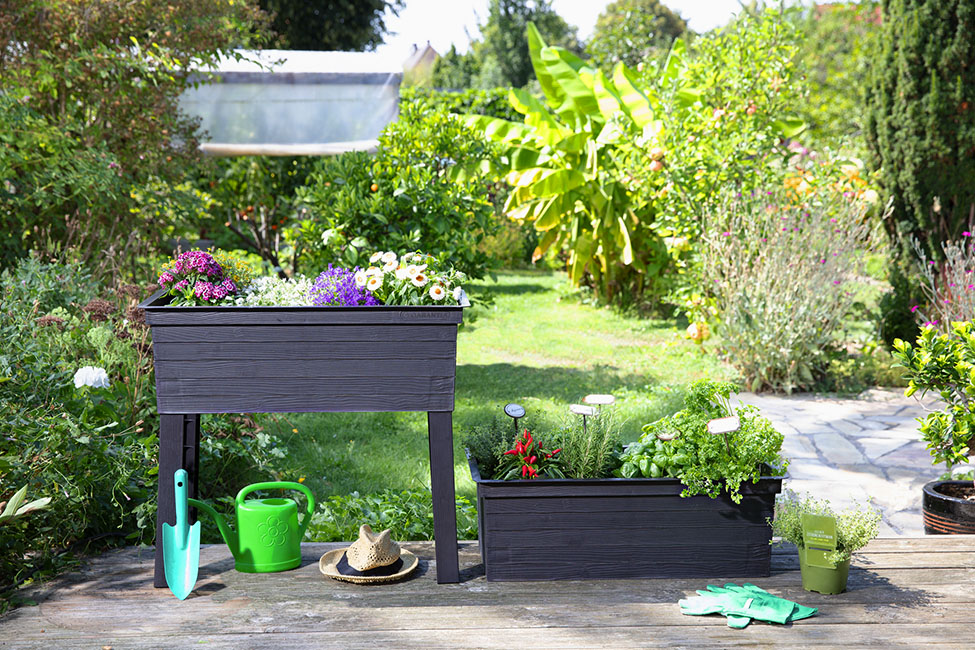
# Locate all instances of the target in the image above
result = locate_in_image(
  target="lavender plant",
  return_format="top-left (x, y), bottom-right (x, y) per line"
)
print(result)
top-left (309, 265), bottom-right (379, 306)
top-left (702, 187), bottom-right (877, 392)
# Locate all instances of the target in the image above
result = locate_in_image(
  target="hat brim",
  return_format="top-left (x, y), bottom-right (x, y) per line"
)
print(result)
top-left (319, 548), bottom-right (419, 584)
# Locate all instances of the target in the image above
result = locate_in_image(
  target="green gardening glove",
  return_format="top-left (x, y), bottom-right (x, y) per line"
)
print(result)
top-left (679, 591), bottom-right (752, 620)
top-left (704, 583), bottom-right (817, 627)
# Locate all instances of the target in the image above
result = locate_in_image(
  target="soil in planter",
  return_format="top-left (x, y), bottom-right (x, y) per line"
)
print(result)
top-left (938, 482), bottom-right (975, 502)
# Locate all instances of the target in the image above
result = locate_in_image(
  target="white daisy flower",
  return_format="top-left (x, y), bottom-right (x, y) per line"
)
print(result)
top-left (429, 285), bottom-right (446, 301)
top-left (383, 259), bottom-right (397, 273)
top-left (366, 266), bottom-right (382, 276)
top-left (411, 272), bottom-right (429, 287)
top-left (366, 275), bottom-right (383, 292)
top-left (405, 264), bottom-right (419, 277)
top-left (74, 366), bottom-right (111, 389)
top-left (369, 251), bottom-right (383, 264)
top-left (401, 252), bottom-right (414, 262)
top-left (452, 286), bottom-right (464, 301)
top-left (354, 270), bottom-right (368, 287)
top-left (381, 251), bottom-right (397, 264)
top-left (395, 266), bottom-right (409, 280)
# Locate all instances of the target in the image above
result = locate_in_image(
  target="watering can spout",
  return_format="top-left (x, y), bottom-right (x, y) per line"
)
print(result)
top-left (187, 498), bottom-right (241, 561)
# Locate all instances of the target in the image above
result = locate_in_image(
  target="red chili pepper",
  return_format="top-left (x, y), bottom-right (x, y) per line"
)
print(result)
top-left (524, 429), bottom-right (533, 444)
top-left (528, 466), bottom-right (537, 477)
top-left (515, 442), bottom-right (524, 454)
top-left (552, 448), bottom-right (562, 455)
top-left (521, 464), bottom-right (528, 477)
top-left (529, 455), bottom-right (537, 464)
top-left (503, 449), bottom-right (517, 455)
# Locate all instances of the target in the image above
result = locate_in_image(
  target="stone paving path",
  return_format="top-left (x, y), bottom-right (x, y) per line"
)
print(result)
top-left (736, 388), bottom-right (972, 536)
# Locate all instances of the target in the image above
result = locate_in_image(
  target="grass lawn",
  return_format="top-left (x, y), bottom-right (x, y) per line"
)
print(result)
top-left (259, 269), bottom-right (735, 507)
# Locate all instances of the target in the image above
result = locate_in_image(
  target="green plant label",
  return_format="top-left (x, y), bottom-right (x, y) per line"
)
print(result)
top-left (802, 513), bottom-right (838, 568)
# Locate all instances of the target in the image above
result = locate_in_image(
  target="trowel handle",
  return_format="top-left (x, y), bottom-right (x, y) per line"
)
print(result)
top-left (173, 469), bottom-right (190, 551)
top-left (236, 482), bottom-right (316, 537)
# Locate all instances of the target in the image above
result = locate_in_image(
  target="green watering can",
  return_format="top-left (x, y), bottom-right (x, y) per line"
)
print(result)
top-left (188, 481), bottom-right (315, 573)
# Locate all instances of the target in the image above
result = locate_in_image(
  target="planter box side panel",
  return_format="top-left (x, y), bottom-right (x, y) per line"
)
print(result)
top-left (151, 322), bottom-right (457, 413)
top-left (477, 488), bottom-right (777, 581)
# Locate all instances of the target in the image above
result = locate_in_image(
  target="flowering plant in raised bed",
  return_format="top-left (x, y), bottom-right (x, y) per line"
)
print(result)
top-left (310, 265), bottom-right (379, 306)
top-left (495, 429), bottom-right (564, 480)
top-left (158, 250), bottom-right (239, 306)
top-left (355, 251), bottom-right (468, 306)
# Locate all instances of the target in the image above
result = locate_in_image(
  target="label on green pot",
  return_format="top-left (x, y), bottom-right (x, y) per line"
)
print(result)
top-left (802, 513), bottom-right (838, 569)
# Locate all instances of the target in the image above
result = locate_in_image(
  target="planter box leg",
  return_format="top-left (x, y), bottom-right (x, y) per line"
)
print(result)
top-left (154, 414), bottom-right (201, 588)
top-left (428, 411), bottom-right (459, 583)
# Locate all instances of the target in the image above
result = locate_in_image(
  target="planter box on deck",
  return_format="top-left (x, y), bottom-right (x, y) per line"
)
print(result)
top-left (140, 289), bottom-right (462, 414)
top-left (469, 454), bottom-right (782, 581)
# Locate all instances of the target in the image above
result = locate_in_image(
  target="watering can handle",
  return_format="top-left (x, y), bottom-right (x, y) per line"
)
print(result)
top-left (235, 482), bottom-right (316, 538)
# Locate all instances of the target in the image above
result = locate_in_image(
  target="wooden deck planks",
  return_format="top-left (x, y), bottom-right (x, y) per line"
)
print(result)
top-left (3, 537), bottom-right (974, 649)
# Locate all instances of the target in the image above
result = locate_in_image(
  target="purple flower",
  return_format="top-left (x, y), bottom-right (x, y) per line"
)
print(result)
top-left (310, 265), bottom-right (379, 306)
top-left (833, 280), bottom-right (841, 285)
top-left (964, 231), bottom-right (972, 237)
top-left (722, 231), bottom-right (731, 237)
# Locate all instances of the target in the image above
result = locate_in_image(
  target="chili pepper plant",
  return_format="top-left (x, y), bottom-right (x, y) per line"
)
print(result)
top-left (495, 429), bottom-right (565, 480)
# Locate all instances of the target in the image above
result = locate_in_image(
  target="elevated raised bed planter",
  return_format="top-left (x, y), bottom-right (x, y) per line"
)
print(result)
top-left (469, 454), bottom-right (782, 581)
top-left (139, 289), bottom-right (464, 585)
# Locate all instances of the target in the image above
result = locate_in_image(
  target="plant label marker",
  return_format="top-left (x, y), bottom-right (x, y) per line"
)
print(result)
top-left (504, 403), bottom-right (526, 433)
top-left (802, 513), bottom-right (838, 569)
top-left (707, 416), bottom-right (739, 454)
top-left (570, 404), bottom-right (597, 436)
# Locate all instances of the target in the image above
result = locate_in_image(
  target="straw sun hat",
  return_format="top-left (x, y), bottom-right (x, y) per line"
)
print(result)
top-left (319, 524), bottom-right (418, 584)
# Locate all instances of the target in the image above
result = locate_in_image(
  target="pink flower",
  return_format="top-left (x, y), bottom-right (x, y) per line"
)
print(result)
top-left (722, 231), bottom-right (731, 237)
top-left (964, 231), bottom-right (972, 237)
top-left (833, 280), bottom-right (841, 285)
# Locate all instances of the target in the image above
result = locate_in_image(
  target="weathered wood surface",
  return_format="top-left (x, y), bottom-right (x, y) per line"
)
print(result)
top-left (4, 537), bottom-right (973, 649)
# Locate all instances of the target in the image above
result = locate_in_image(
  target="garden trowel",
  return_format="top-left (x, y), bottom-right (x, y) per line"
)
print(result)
top-left (163, 469), bottom-right (200, 600)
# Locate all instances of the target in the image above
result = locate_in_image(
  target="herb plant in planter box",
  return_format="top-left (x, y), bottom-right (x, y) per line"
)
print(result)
top-left (465, 382), bottom-right (788, 581)
top-left (141, 248), bottom-right (469, 585)
top-left (769, 491), bottom-right (880, 594)
top-left (892, 323), bottom-right (975, 533)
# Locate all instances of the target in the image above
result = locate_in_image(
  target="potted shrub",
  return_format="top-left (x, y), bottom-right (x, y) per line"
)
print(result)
top-left (464, 380), bottom-right (789, 581)
top-left (769, 491), bottom-right (880, 594)
top-left (892, 323), bottom-right (975, 534)
top-left (140, 248), bottom-right (469, 585)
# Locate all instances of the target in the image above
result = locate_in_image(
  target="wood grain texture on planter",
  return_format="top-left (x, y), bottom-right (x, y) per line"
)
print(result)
top-left (469, 454), bottom-right (782, 581)
top-left (140, 289), bottom-right (462, 414)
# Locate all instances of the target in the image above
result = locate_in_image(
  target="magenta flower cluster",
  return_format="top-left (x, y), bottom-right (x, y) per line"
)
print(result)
top-left (159, 251), bottom-right (238, 305)
top-left (310, 265), bottom-right (378, 307)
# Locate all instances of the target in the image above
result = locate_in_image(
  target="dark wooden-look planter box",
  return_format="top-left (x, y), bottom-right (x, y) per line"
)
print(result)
top-left (139, 289), bottom-right (464, 585)
top-left (469, 454), bottom-right (782, 581)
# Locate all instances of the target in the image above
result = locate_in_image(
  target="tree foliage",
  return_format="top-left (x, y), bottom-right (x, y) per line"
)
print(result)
top-left (865, 0), bottom-right (975, 258)
top-left (429, 0), bottom-right (580, 90)
top-left (586, 0), bottom-right (687, 73)
top-left (791, 2), bottom-right (882, 148)
top-left (259, 0), bottom-right (403, 51)
top-left (0, 0), bottom-right (267, 277)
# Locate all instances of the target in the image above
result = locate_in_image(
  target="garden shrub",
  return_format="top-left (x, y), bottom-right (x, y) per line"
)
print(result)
top-left (294, 99), bottom-right (500, 279)
top-left (0, 257), bottom-right (284, 598)
top-left (400, 87), bottom-right (522, 122)
top-left (0, 0), bottom-right (268, 278)
top-left (702, 186), bottom-right (877, 393)
top-left (865, 0), bottom-right (975, 259)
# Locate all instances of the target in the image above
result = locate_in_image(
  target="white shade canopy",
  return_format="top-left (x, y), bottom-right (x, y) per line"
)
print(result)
top-left (180, 50), bottom-right (403, 156)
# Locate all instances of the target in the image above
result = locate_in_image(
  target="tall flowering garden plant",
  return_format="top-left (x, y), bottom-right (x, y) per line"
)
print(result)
top-left (354, 251), bottom-right (468, 306)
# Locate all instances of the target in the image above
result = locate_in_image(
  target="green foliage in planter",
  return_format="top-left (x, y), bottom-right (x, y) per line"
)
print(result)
top-left (495, 428), bottom-right (566, 479)
top-left (294, 100), bottom-right (499, 279)
top-left (550, 409), bottom-right (624, 479)
top-left (769, 490), bottom-right (880, 564)
top-left (892, 322), bottom-right (975, 470)
top-left (865, 0), bottom-right (975, 258)
top-left (305, 489), bottom-right (479, 542)
top-left (616, 380), bottom-right (788, 503)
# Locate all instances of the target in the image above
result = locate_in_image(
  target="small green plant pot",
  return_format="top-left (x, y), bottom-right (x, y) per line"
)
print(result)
top-left (798, 546), bottom-right (850, 594)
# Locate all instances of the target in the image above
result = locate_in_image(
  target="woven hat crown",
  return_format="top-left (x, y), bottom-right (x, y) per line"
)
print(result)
top-left (345, 524), bottom-right (401, 571)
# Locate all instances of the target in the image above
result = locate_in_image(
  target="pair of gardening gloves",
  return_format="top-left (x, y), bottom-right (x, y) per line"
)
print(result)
top-left (679, 583), bottom-right (817, 628)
